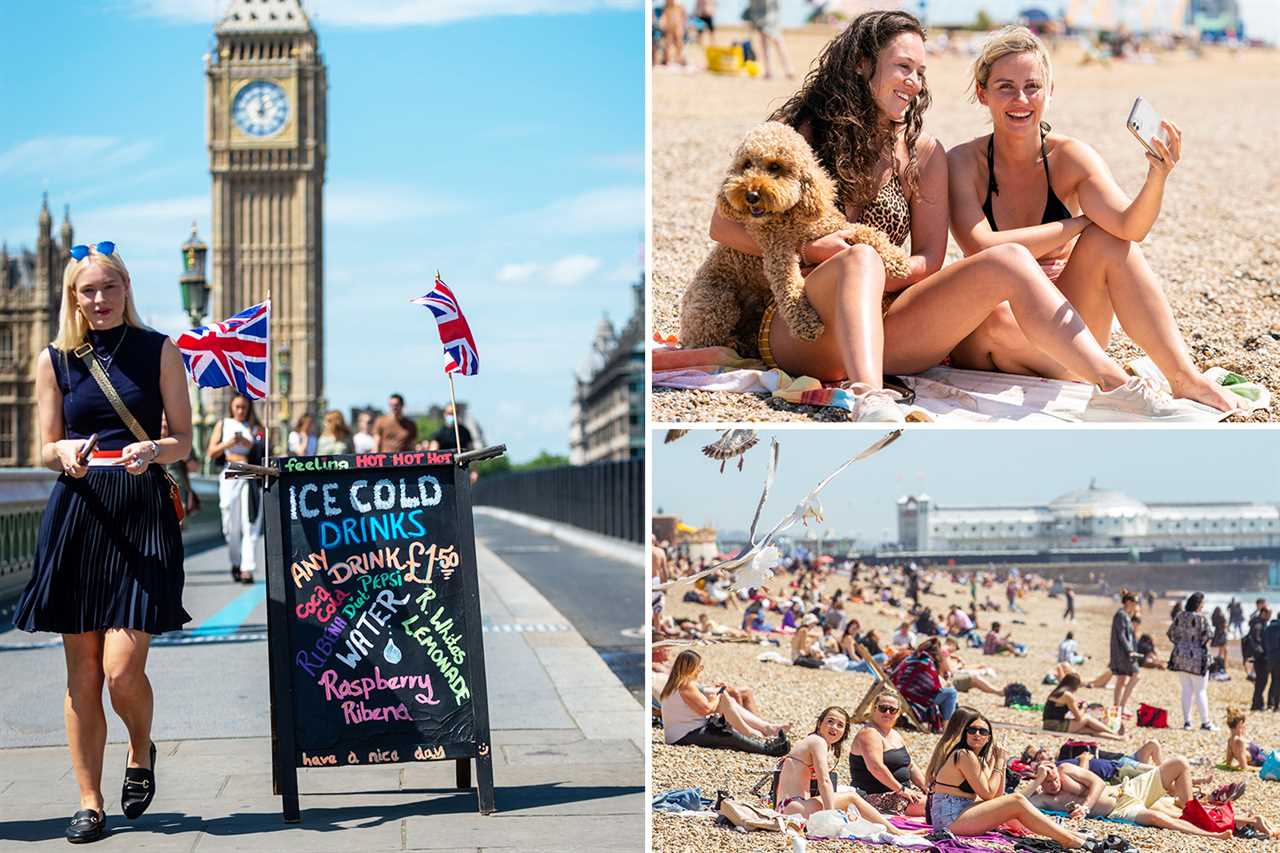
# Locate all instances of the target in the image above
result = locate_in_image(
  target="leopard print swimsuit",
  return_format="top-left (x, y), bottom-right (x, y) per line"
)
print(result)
top-left (757, 174), bottom-right (911, 367)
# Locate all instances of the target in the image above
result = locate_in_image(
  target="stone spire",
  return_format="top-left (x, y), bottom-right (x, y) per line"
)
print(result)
top-left (60, 205), bottom-right (73, 251)
top-left (37, 191), bottom-right (52, 241)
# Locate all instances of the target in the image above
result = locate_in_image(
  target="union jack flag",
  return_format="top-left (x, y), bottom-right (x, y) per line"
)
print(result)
top-left (175, 300), bottom-right (270, 399)
top-left (410, 274), bottom-right (479, 375)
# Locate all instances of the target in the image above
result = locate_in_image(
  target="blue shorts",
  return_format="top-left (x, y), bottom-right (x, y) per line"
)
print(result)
top-left (929, 792), bottom-right (975, 830)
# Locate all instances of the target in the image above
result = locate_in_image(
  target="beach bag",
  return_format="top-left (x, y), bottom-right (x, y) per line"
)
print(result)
top-left (1003, 682), bottom-right (1032, 707)
top-left (1057, 740), bottom-right (1098, 762)
top-left (1136, 702), bottom-right (1168, 728)
top-left (1260, 750), bottom-right (1280, 781)
top-left (1181, 799), bottom-right (1234, 833)
top-left (718, 796), bottom-right (784, 832)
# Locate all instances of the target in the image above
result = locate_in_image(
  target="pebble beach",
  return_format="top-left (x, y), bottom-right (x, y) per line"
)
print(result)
top-left (650, 29), bottom-right (1280, 423)
top-left (652, 572), bottom-right (1280, 852)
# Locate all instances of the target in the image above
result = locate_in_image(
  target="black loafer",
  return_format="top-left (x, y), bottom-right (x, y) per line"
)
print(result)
top-left (121, 742), bottom-right (156, 820)
top-left (65, 809), bottom-right (105, 843)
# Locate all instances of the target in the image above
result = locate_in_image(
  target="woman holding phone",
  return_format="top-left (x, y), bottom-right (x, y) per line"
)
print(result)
top-left (945, 26), bottom-right (1240, 415)
top-left (14, 241), bottom-right (192, 842)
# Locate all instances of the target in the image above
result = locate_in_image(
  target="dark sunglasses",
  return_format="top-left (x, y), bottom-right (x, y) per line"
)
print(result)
top-left (876, 704), bottom-right (901, 714)
top-left (69, 241), bottom-right (116, 261)
top-left (966, 725), bottom-right (991, 737)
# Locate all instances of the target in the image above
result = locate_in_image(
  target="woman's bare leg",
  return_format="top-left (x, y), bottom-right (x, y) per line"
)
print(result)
top-left (1054, 225), bottom-right (1238, 411)
top-left (883, 244), bottom-right (1130, 387)
top-left (103, 628), bottom-right (154, 771)
top-left (970, 674), bottom-right (1005, 695)
top-left (767, 244), bottom-right (887, 384)
top-left (1134, 739), bottom-right (1162, 765)
top-left (1069, 715), bottom-right (1124, 740)
top-left (951, 301), bottom-right (1081, 379)
top-left (63, 632), bottom-right (107, 812)
top-left (1136, 808), bottom-right (1233, 838)
top-left (1158, 756), bottom-right (1195, 808)
top-left (948, 793), bottom-right (1085, 847)
top-left (715, 693), bottom-right (767, 738)
top-left (723, 694), bottom-right (784, 735)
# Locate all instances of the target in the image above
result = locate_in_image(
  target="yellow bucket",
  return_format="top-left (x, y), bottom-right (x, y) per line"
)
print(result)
top-left (705, 44), bottom-right (744, 74)
top-left (743, 60), bottom-right (762, 78)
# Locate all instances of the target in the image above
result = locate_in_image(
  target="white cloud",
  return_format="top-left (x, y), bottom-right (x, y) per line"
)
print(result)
top-left (0, 136), bottom-right (156, 179)
top-left (325, 183), bottom-right (461, 226)
top-left (518, 185), bottom-right (642, 236)
top-left (494, 254), bottom-right (602, 286)
top-left (546, 254), bottom-right (602, 285)
top-left (125, 0), bottom-right (640, 27)
top-left (590, 151), bottom-right (643, 172)
top-left (496, 262), bottom-right (539, 283)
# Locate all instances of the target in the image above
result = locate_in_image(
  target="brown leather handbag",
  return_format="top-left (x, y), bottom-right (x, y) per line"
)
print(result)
top-left (74, 343), bottom-right (186, 522)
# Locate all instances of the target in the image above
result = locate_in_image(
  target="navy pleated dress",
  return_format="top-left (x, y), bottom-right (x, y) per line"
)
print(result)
top-left (15, 324), bottom-right (191, 635)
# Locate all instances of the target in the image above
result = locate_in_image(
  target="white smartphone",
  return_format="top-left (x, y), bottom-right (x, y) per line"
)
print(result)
top-left (1126, 97), bottom-right (1170, 162)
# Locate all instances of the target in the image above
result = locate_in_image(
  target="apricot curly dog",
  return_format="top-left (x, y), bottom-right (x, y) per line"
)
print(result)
top-left (679, 121), bottom-right (910, 355)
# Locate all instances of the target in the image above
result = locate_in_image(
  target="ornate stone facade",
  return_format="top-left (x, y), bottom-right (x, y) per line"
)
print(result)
top-left (0, 196), bottom-right (71, 466)
top-left (206, 0), bottom-right (326, 427)
top-left (569, 278), bottom-right (644, 464)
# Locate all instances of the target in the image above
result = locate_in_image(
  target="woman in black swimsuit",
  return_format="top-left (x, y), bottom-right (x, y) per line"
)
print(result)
top-left (946, 26), bottom-right (1241, 416)
top-left (848, 693), bottom-right (928, 816)
top-left (707, 12), bottom-right (1189, 422)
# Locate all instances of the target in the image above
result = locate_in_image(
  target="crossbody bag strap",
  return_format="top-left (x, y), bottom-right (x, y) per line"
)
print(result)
top-left (73, 342), bottom-right (153, 445)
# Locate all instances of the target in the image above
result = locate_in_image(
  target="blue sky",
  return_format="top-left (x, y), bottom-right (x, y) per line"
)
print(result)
top-left (654, 429), bottom-right (1280, 545)
top-left (0, 0), bottom-right (642, 462)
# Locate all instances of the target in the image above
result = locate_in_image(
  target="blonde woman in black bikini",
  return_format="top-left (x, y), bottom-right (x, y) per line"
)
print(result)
top-left (775, 706), bottom-right (922, 837)
top-left (709, 11), bottom-right (1194, 422)
top-left (946, 26), bottom-right (1242, 418)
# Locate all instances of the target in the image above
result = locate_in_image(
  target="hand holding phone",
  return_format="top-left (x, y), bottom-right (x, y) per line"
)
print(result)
top-left (77, 434), bottom-right (99, 465)
top-left (1127, 97), bottom-right (1169, 161)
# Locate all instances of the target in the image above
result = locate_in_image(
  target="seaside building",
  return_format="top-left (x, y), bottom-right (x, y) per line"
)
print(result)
top-left (569, 276), bottom-right (644, 465)
top-left (652, 514), bottom-right (719, 564)
top-left (0, 195), bottom-right (70, 466)
top-left (896, 480), bottom-right (1280, 555)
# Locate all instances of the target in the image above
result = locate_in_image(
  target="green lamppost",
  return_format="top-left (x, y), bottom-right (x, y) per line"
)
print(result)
top-left (276, 341), bottom-right (292, 455)
top-left (179, 223), bottom-right (211, 471)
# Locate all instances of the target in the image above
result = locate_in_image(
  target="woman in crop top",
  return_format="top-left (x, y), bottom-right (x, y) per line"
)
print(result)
top-left (707, 12), bottom-right (1199, 423)
top-left (946, 26), bottom-right (1241, 415)
top-left (847, 693), bottom-right (928, 816)
top-left (924, 707), bottom-right (1088, 846)
top-left (1042, 674), bottom-right (1125, 739)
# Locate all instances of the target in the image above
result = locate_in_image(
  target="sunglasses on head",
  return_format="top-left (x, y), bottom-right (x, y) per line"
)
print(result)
top-left (965, 725), bottom-right (991, 737)
top-left (69, 241), bottom-right (116, 261)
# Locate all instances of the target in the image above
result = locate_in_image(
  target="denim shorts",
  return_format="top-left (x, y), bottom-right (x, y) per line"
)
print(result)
top-left (929, 792), bottom-right (975, 830)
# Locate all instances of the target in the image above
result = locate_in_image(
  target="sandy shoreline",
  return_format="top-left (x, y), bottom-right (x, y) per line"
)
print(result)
top-left (651, 28), bottom-right (1280, 424)
top-left (652, 565), bottom-right (1280, 852)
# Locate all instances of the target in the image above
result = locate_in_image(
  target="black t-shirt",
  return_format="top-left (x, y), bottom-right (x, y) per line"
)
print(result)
top-left (430, 422), bottom-right (473, 452)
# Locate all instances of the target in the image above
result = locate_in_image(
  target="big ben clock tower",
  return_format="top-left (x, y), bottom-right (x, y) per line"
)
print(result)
top-left (206, 0), bottom-right (325, 431)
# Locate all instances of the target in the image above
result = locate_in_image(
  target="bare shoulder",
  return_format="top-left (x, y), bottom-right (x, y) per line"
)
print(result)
top-left (1050, 134), bottom-right (1104, 174)
top-left (852, 726), bottom-right (879, 748)
top-left (914, 132), bottom-right (944, 163)
top-left (945, 135), bottom-right (982, 165)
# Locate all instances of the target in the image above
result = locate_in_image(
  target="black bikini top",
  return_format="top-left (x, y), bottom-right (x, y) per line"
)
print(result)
top-left (982, 128), bottom-right (1071, 231)
top-left (935, 751), bottom-right (977, 794)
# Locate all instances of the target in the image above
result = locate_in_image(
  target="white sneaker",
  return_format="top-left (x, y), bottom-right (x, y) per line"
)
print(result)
top-left (842, 384), bottom-right (906, 423)
top-left (1083, 377), bottom-right (1216, 422)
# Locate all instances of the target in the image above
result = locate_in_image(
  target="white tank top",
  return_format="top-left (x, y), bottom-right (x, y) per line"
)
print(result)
top-left (661, 688), bottom-right (708, 744)
top-left (222, 417), bottom-right (255, 457)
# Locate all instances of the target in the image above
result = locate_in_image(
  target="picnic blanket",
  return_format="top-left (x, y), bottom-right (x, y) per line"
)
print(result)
top-left (652, 342), bottom-right (1270, 423)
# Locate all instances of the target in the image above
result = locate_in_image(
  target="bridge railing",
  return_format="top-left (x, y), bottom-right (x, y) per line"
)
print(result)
top-left (0, 470), bottom-right (223, 601)
top-left (472, 460), bottom-right (643, 543)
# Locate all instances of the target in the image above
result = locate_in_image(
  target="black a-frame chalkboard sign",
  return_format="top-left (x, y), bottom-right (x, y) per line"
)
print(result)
top-left (261, 446), bottom-right (503, 821)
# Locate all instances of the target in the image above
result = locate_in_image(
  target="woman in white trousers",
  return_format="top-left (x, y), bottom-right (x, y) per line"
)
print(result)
top-left (207, 395), bottom-right (264, 584)
top-left (1168, 592), bottom-right (1215, 731)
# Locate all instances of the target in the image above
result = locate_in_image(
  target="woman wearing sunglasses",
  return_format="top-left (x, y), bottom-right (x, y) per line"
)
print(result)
top-left (847, 694), bottom-right (928, 816)
top-left (924, 706), bottom-right (1090, 848)
top-left (775, 706), bottom-right (921, 837)
top-left (14, 242), bottom-right (192, 843)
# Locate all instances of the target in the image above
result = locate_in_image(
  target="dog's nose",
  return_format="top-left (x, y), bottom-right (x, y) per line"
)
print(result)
top-left (745, 190), bottom-right (760, 205)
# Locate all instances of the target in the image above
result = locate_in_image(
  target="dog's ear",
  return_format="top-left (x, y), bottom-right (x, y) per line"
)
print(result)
top-left (795, 168), bottom-right (833, 221)
top-left (716, 175), bottom-right (743, 223)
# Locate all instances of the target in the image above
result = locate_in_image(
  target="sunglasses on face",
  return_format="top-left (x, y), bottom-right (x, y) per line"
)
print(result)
top-left (69, 241), bottom-right (116, 261)
top-left (966, 726), bottom-right (991, 737)
top-left (876, 704), bottom-right (901, 714)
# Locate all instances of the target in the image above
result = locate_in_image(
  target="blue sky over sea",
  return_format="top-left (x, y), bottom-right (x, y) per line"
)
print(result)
top-left (654, 429), bottom-right (1280, 545)
top-left (0, 0), bottom-right (642, 462)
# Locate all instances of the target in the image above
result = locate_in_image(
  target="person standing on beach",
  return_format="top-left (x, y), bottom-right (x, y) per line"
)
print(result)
top-left (1108, 593), bottom-right (1141, 721)
top-left (1264, 611), bottom-right (1280, 711)
top-left (1063, 584), bottom-right (1076, 621)
top-left (1168, 592), bottom-right (1215, 729)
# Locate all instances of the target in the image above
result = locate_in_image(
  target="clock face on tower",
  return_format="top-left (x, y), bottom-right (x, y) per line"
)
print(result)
top-left (232, 80), bottom-right (289, 137)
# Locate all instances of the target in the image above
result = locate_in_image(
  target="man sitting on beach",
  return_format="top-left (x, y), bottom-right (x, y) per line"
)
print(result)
top-left (983, 622), bottom-right (1027, 656)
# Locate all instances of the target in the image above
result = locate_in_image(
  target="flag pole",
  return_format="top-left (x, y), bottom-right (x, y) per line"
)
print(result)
top-left (447, 371), bottom-right (462, 454)
top-left (264, 292), bottom-right (272, 463)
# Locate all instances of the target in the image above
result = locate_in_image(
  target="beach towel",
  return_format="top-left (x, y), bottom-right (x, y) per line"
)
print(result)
top-left (652, 787), bottom-right (712, 812)
top-left (651, 341), bottom-right (1267, 422)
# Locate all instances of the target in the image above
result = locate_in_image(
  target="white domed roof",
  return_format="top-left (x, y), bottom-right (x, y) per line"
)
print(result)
top-left (1049, 481), bottom-right (1146, 515)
